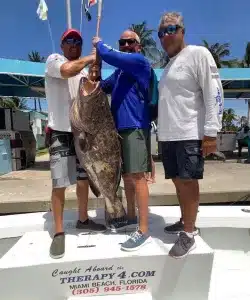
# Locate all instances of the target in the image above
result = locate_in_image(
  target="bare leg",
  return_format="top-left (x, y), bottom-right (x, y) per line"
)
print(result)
top-left (151, 156), bottom-right (156, 183)
top-left (51, 187), bottom-right (66, 233)
top-left (75, 179), bottom-right (106, 232)
top-left (145, 156), bottom-right (156, 184)
top-left (123, 174), bottom-right (136, 219)
top-left (120, 172), bottom-right (150, 251)
top-left (133, 172), bottom-right (149, 233)
top-left (76, 179), bottom-right (89, 222)
top-left (168, 178), bottom-right (199, 258)
top-left (172, 179), bottom-right (184, 220)
top-left (174, 178), bottom-right (199, 232)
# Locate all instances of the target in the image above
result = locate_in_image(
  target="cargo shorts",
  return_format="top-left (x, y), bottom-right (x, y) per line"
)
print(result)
top-left (161, 140), bottom-right (204, 180)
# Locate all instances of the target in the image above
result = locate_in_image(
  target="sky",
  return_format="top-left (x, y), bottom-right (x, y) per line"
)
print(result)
top-left (0, 0), bottom-right (250, 115)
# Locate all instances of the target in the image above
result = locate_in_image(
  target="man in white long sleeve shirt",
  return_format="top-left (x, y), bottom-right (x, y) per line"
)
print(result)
top-left (157, 12), bottom-right (224, 258)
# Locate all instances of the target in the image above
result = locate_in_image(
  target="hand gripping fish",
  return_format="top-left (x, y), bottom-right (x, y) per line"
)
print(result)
top-left (70, 64), bottom-right (126, 224)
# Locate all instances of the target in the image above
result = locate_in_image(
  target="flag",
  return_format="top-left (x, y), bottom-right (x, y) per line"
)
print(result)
top-left (83, 0), bottom-right (97, 22)
top-left (88, 0), bottom-right (97, 7)
top-left (36, 0), bottom-right (48, 21)
top-left (84, 4), bottom-right (92, 21)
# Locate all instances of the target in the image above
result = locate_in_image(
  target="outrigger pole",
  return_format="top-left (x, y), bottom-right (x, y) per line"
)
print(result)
top-left (66, 0), bottom-right (102, 33)
top-left (66, 0), bottom-right (72, 28)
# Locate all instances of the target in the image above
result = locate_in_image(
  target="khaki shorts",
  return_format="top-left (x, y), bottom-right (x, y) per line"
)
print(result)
top-left (119, 128), bottom-right (152, 174)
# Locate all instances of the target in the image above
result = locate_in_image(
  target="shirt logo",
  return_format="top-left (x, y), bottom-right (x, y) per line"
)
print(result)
top-left (210, 65), bottom-right (220, 79)
top-left (215, 87), bottom-right (223, 115)
top-left (175, 65), bottom-right (184, 72)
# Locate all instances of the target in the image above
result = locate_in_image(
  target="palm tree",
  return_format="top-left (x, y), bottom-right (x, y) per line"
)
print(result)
top-left (28, 51), bottom-right (45, 111)
top-left (238, 116), bottom-right (248, 128)
top-left (152, 50), bottom-right (170, 68)
top-left (234, 43), bottom-right (250, 67)
top-left (0, 97), bottom-right (28, 110)
top-left (222, 108), bottom-right (238, 131)
top-left (129, 21), bottom-right (161, 63)
top-left (202, 40), bottom-right (239, 68)
top-left (28, 51), bottom-right (45, 63)
top-left (243, 42), bottom-right (250, 67)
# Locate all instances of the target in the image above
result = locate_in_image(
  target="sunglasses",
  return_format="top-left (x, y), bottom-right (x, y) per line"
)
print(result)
top-left (158, 25), bottom-right (182, 39)
top-left (63, 38), bottom-right (82, 46)
top-left (118, 38), bottom-right (138, 47)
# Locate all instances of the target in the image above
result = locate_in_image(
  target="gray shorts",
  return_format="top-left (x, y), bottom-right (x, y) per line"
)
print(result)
top-left (119, 128), bottom-right (152, 174)
top-left (48, 130), bottom-right (88, 188)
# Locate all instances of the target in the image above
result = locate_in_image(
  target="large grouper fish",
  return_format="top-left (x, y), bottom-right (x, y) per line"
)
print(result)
top-left (70, 63), bottom-right (126, 224)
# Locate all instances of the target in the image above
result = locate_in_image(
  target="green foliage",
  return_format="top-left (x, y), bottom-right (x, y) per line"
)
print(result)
top-left (129, 21), bottom-right (161, 63)
top-left (28, 51), bottom-right (45, 63)
top-left (202, 40), bottom-right (239, 68)
top-left (28, 50), bottom-right (45, 111)
top-left (152, 50), bottom-right (170, 68)
top-left (243, 42), bottom-right (250, 67)
top-left (222, 108), bottom-right (239, 131)
top-left (0, 97), bottom-right (28, 110)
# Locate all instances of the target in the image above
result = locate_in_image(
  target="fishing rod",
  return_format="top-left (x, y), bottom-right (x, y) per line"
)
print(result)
top-left (94, 0), bottom-right (103, 69)
top-left (96, 0), bottom-right (103, 37)
top-left (66, 0), bottom-right (103, 68)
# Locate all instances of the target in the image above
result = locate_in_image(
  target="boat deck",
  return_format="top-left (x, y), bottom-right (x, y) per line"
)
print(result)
top-left (0, 206), bottom-right (249, 300)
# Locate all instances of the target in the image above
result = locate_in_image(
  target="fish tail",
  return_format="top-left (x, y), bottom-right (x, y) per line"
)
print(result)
top-left (104, 196), bottom-right (126, 222)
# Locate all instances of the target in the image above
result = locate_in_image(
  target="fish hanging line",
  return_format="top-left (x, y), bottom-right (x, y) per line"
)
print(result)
top-left (80, 0), bottom-right (91, 35)
top-left (36, 0), bottom-right (56, 53)
top-left (47, 18), bottom-right (55, 53)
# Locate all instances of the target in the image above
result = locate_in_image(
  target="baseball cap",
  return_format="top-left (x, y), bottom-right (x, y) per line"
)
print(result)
top-left (61, 29), bottom-right (82, 42)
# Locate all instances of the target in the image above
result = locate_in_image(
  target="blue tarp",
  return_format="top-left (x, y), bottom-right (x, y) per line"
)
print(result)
top-left (0, 58), bottom-right (249, 99)
top-left (219, 68), bottom-right (250, 80)
top-left (0, 58), bottom-right (44, 76)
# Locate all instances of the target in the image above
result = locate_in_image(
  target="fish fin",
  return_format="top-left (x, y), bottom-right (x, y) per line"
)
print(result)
top-left (88, 177), bottom-right (101, 197)
top-left (104, 197), bottom-right (126, 222)
top-left (79, 138), bottom-right (86, 151)
top-left (79, 132), bottom-right (86, 151)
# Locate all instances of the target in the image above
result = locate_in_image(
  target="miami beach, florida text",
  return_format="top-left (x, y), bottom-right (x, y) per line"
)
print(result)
top-left (52, 264), bottom-right (156, 296)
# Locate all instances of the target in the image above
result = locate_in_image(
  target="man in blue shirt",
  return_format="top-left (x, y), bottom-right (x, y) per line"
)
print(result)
top-left (92, 31), bottom-right (152, 251)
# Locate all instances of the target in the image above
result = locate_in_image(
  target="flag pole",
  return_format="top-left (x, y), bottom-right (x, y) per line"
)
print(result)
top-left (66, 0), bottom-right (72, 28)
top-left (36, 0), bottom-right (55, 52)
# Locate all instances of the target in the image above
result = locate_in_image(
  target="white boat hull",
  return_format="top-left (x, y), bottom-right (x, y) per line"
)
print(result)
top-left (0, 206), bottom-right (249, 300)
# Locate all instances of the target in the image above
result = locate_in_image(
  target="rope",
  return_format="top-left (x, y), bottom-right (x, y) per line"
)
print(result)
top-left (47, 17), bottom-right (55, 53)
